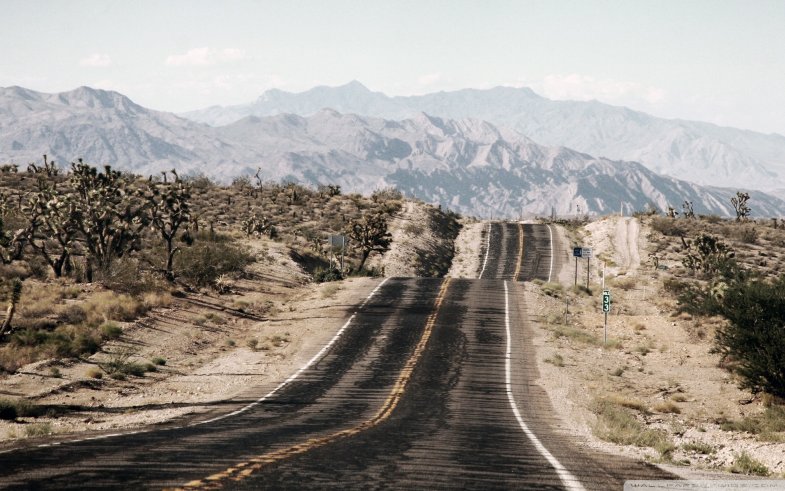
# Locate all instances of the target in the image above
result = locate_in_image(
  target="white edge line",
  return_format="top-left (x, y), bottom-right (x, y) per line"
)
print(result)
top-left (479, 222), bottom-right (492, 279)
top-left (191, 277), bottom-right (391, 426)
top-left (546, 224), bottom-right (554, 284)
top-left (0, 278), bottom-right (391, 454)
top-left (504, 281), bottom-right (585, 491)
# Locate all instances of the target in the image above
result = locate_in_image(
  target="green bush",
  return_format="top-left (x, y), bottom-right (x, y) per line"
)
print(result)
top-left (313, 267), bottom-right (344, 283)
top-left (712, 276), bottom-right (785, 398)
top-left (175, 238), bottom-right (254, 286)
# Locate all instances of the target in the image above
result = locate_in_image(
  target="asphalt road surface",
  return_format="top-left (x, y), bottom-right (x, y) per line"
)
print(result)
top-left (0, 221), bottom-right (673, 490)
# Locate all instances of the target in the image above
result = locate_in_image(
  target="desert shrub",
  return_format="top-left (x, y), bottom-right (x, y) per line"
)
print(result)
top-left (591, 398), bottom-right (673, 457)
top-left (650, 216), bottom-right (686, 237)
top-left (100, 349), bottom-right (148, 379)
top-left (24, 422), bottom-right (53, 437)
top-left (98, 257), bottom-right (162, 295)
top-left (313, 267), bottom-right (343, 283)
top-left (0, 398), bottom-right (42, 420)
top-left (0, 262), bottom-right (31, 281)
top-left (175, 238), bottom-right (253, 287)
top-left (711, 276), bottom-right (785, 398)
top-left (653, 401), bottom-right (681, 414)
top-left (82, 292), bottom-right (146, 326)
top-left (730, 452), bottom-right (769, 476)
top-left (721, 405), bottom-right (785, 441)
top-left (682, 441), bottom-right (715, 454)
top-left (58, 304), bottom-right (87, 325)
top-left (681, 234), bottom-right (737, 278)
top-left (100, 321), bottom-right (122, 339)
top-left (662, 277), bottom-right (689, 295)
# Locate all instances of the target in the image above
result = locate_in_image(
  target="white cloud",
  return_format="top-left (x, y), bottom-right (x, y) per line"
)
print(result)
top-left (535, 73), bottom-right (667, 106)
top-left (79, 53), bottom-right (112, 67)
top-left (165, 47), bottom-right (247, 66)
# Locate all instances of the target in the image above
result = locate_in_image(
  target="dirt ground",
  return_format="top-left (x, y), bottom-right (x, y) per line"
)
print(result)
top-left (527, 215), bottom-right (785, 478)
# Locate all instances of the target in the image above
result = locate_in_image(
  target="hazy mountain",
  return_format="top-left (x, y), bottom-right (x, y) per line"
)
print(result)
top-left (182, 82), bottom-right (785, 192)
top-left (0, 85), bottom-right (255, 177)
top-left (3, 86), bottom-right (785, 218)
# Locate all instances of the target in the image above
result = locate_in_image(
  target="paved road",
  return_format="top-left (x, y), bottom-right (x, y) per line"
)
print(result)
top-left (0, 221), bottom-right (672, 489)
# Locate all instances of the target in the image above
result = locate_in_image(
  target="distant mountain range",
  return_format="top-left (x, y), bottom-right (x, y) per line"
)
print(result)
top-left (183, 81), bottom-right (785, 193)
top-left (2, 85), bottom-right (785, 218)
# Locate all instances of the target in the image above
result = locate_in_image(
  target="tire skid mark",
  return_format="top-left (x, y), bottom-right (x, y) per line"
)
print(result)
top-left (175, 278), bottom-right (453, 490)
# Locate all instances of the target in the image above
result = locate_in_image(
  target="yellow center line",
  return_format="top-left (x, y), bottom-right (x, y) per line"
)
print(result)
top-left (513, 223), bottom-right (524, 281)
top-left (173, 278), bottom-right (453, 490)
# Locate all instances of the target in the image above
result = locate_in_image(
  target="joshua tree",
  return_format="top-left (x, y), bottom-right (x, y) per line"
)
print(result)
top-left (147, 170), bottom-right (191, 281)
top-left (682, 200), bottom-right (695, 219)
top-left (731, 191), bottom-right (751, 222)
top-left (347, 212), bottom-right (392, 271)
top-left (26, 155), bottom-right (59, 177)
top-left (70, 161), bottom-right (148, 278)
top-left (24, 186), bottom-right (80, 277)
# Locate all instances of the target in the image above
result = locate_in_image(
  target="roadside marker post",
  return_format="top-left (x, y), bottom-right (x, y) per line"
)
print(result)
top-left (602, 289), bottom-right (611, 345)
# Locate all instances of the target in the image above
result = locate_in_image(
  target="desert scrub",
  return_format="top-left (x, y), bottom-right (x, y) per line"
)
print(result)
top-left (99, 321), bottom-right (122, 339)
top-left (591, 398), bottom-right (674, 457)
top-left (540, 282), bottom-right (563, 297)
top-left (82, 292), bottom-right (147, 326)
top-left (681, 441), bottom-right (715, 455)
top-left (730, 452), bottom-right (770, 476)
top-left (320, 284), bottom-right (341, 299)
top-left (720, 405), bottom-right (785, 441)
top-left (99, 349), bottom-right (150, 380)
top-left (602, 395), bottom-right (649, 414)
top-left (175, 235), bottom-right (254, 287)
top-left (548, 324), bottom-right (622, 349)
top-left (0, 398), bottom-right (42, 420)
top-left (23, 422), bottom-right (53, 437)
top-left (544, 353), bottom-right (564, 367)
top-left (653, 401), bottom-right (681, 414)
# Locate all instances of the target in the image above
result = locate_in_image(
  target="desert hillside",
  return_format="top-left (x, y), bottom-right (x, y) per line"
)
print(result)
top-left (528, 213), bottom-right (785, 478)
top-left (0, 163), bottom-right (459, 441)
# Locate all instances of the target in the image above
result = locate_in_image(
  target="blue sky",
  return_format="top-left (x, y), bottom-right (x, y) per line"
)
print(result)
top-left (2, 0), bottom-right (785, 134)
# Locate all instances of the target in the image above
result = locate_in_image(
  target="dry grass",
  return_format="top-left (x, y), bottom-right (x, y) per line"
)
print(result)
top-left (720, 405), bottom-right (785, 442)
top-left (653, 401), bottom-right (682, 414)
top-left (591, 398), bottom-right (674, 458)
top-left (730, 452), bottom-right (770, 476)
top-left (320, 284), bottom-right (341, 299)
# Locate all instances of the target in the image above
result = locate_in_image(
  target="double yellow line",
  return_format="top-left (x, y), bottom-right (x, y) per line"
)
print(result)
top-left (177, 278), bottom-right (452, 490)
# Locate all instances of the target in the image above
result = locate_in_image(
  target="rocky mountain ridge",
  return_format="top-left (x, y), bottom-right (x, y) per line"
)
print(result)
top-left (2, 85), bottom-right (784, 217)
top-left (182, 81), bottom-right (785, 192)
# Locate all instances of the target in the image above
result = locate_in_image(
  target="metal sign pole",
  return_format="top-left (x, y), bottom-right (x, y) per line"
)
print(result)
top-left (575, 256), bottom-right (578, 286)
top-left (586, 257), bottom-right (590, 290)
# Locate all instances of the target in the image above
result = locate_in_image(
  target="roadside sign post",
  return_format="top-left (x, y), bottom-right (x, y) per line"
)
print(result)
top-left (602, 289), bottom-right (611, 345)
top-left (582, 247), bottom-right (593, 290)
top-left (573, 247), bottom-right (582, 286)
